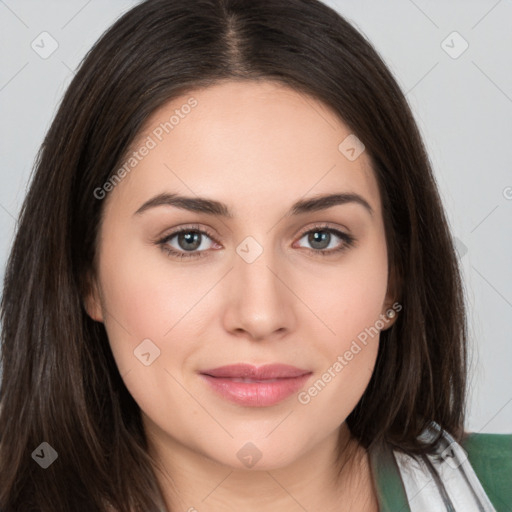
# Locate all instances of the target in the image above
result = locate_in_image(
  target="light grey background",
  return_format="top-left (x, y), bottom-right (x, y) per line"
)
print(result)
top-left (0, 0), bottom-right (511, 433)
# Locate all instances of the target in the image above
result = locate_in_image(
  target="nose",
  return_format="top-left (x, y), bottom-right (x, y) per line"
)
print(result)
top-left (221, 242), bottom-right (297, 342)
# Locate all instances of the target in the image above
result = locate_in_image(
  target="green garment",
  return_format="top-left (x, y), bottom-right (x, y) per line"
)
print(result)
top-left (370, 433), bottom-right (512, 511)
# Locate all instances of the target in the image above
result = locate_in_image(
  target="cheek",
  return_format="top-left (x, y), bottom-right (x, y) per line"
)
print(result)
top-left (297, 238), bottom-right (388, 410)
top-left (95, 233), bottom-right (211, 385)
top-left (307, 236), bottom-right (389, 350)
top-left (95, 242), bottom-right (203, 429)
top-left (98, 233), bottom-right (214, 338)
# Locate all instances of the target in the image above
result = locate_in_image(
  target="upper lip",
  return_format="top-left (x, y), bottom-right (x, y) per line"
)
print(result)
top-left (200, 364), bottom-right (311, 379)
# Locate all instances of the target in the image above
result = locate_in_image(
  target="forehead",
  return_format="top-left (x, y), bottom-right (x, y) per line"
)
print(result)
top-left (107, 80), bottom-right (381, 218)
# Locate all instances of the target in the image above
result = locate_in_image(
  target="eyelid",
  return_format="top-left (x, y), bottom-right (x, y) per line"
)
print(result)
top-left (295, 221), bottom-right (351, 239)
top-left (157, 221), bottom-right (351, 242)
top-left (156, 223), bottom-right (219, 243)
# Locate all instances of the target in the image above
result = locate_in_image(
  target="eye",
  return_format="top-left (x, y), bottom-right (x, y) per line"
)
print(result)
top-left (156, 223), bottom-right (356, 260)
top-left (294, 224), bottom-right (356, 256)
top-left (157, 224), bottom-right (219, 260)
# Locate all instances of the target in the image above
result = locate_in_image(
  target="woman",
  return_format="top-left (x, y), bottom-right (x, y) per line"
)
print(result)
top-left (0, 0), bottom-right (510, 511)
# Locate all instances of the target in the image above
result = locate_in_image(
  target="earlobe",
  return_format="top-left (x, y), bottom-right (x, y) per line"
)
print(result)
top-left (381, 294), bottom-right (402, 329)
top-left (382, 304), bottom-right (399, 329)
top-left (83, 276), bottom-right (104, 323)
top-left (382, 265), bottom-right (401, 329)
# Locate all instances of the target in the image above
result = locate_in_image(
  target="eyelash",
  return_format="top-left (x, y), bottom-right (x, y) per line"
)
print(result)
top-left (156, 223), bottom-right (356, 260)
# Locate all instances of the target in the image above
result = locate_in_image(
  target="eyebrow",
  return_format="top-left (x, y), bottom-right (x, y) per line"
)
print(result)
top-left (134, 192), bottom-right (373, 218)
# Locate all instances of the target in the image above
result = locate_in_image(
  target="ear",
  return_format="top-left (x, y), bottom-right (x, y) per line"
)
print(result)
top-left (83, 273), bottom-right (104, 323)
top-left (381, 264), bottom-right (401, 330)
top-left (381, 298), bottom-right (400, 329)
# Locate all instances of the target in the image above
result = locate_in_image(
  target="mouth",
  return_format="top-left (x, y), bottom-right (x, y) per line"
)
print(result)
top-left (199, 364), bottom-right (312, 407)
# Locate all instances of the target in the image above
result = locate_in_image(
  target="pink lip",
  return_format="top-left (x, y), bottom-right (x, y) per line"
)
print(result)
top-left (199, 364), bottom-right (312, 407)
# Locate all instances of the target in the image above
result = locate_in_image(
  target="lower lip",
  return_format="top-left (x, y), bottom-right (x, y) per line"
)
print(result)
top-left (200, 374), bottom-right (312, 407)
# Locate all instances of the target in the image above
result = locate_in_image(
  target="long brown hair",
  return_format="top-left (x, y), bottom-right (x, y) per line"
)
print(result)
top-left (0, 0), bottom-right (467, 510)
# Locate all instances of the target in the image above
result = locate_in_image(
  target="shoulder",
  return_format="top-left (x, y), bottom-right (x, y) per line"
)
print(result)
top-left (461, 430), bottom-right (512, 459)
top-left (460, 431), bottom-right (512, 511)
top-left (370, 427), bottom-right (512, 512)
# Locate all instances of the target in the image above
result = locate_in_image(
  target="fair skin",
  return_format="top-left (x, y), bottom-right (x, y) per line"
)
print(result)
top-left (86, 80), bottom-right (397, 511)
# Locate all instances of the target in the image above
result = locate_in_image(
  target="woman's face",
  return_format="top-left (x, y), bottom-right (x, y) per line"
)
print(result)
top-left (86, 80), bottom-right (396, 470)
